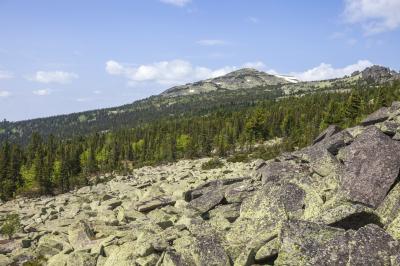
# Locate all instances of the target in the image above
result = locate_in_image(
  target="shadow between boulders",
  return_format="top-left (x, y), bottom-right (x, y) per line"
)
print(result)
top-left (254, 253), bottom-right (278, 265)
top-left (328, 212), bottom-right (383, 230)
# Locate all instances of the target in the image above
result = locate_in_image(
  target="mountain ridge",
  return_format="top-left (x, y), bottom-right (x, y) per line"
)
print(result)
top-left (0, 65), bottom-right (398, 144)
top-left (161, 68), bottom-right (299, 97)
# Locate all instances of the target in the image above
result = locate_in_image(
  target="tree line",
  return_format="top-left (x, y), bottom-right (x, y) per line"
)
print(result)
top-left (0, 81), bottom-right (399, 200)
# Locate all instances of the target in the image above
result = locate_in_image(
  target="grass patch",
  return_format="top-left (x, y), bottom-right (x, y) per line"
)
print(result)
top-left (201, 158), bottom-right (224, 170)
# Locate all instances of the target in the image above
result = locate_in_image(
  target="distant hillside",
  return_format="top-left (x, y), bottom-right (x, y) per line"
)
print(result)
top-left (161, 68), bottom-right (298, 97)
top-left (0, 65), bottom-right (398, 144)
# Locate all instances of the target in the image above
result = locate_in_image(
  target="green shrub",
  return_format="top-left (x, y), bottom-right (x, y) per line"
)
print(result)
top-left (201, 158), bottom-right (224, 170)
top-left (227, 153), bottom-right (250, 163)
top-left (1, 213), bottom-right (20, 239)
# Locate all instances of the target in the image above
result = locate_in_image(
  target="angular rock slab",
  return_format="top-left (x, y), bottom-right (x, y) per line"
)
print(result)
top-left (276, 220), bottom-right (400, 266)
top-left (313, 125), bottom-right (341, 144)
top-left (136, 196), bottom-right (176, 213)
top-left (68, 220), bottom-right (98, 252)
top-left (361, 106), bottom-right (390, 126)
top-left (340, 126), bottom-right (400, 208)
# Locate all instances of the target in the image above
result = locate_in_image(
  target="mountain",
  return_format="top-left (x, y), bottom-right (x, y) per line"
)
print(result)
top-left (0, 65), bottom-right (398, 144)
top-left (161, 68), bottom-right (298, 97)
top-left (2, 103), bottom-right (400, 265)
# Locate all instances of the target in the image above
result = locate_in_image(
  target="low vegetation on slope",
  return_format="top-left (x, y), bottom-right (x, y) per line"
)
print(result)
top-left (0, 81), bottom-right (399, 200)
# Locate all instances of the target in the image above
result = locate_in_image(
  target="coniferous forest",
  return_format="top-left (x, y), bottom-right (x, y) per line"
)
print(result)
top-left (0, 81), bottom-right (399, 200)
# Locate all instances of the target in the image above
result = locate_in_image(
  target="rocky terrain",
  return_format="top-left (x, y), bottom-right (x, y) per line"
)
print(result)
top-left (161, 68), bottom-right (298, 97)
top-left (4, 102), bottom-right (400, 265)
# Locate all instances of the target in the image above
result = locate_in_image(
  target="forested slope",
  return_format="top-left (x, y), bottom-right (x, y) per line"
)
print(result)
top-left (0, 79), bottom-right (399, 200)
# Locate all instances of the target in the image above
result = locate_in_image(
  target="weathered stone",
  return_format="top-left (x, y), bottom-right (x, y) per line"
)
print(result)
top-left (313, 125), bottom-right (341, 144)
top-left (224, 182), bottom-right (254, 203)
top-left (361, 106), bottom-right (390, 126)
top-left (68, 220), bottom-right (98, 251)
top-left (192, 235), bottom-right (230, 266)
top-left (36, 233), bottom-right (72, 258)
top-left (254, 237), bottom-right (279, 262)
top-left (0, 254), bottom-right (12, 265)
top-left (277, 220), bottom-right (400, 266)
top-left (313, 202), bottom-right (381, 230)
top-left (187, 190), bottom-right (224, 214)
top-left (136, 196), bottom-right (176, 213)
top-left (66, 251), bottom-right (97, 266)
top-left (259, 160), bottom-right (311, 185)
top-left (276, 220), bottom-right (351, 265)
top-left (208, 203), bottom-right (240, 222)
top-left (340, 126), bottom-right (400, 208)
top-left (349, 224), bottom-right (400, 265)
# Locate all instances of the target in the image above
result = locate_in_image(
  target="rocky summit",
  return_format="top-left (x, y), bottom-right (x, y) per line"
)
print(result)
top-left (5, 103), bottom-right (400, 265)
top-left (161, 68), bottom-right (298, 97)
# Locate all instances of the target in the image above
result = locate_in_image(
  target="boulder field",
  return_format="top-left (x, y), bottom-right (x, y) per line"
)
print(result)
top-left (3, 103), bottom-right (400, 265)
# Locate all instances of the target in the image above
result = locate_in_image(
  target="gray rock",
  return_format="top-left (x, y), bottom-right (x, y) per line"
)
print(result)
top-left (313, 125), bottom-right (341, 144)
top-left (259, 160), bottom-right (311, 185)
top-left (340, 126), bottom-right (400, 207)
top-left (187, 190), bottom-right (224, 214)
top-left (0, 254), bottom-right (12, 265)
top-left (136, 196), bottom-right (176, 213)
top-left (361, 107), bottom-right (390, 126)
top-left (68, 220), bottom-right (98, 251)
top-left (348, 224), bottom-right (400, 265)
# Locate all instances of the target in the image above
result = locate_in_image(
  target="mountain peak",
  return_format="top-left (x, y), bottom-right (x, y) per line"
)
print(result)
top-left (161, 68), bottom-right (297, 97)
top-left (352, 65), bottom-right (399, 83)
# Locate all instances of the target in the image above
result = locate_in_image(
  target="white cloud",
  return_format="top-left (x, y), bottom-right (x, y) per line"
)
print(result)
top-left (93, 90), bottom-right (102, 94)
top-left (197, 39), bottom-right (227, 46)
top-left (160, 0), bottom-right (191, 7)
top-left (0, 70), bottom-right (13, 80)
top-left (33, 88), bottom-right (51, 96)
top-left (106, 59), bottom-right (237, 86)
top-left (293, 60), bottom-right (373, 81)
top-left (247, 17), bottom-right (260, 24)
top-left (242, 61), bottom-right (266, 70)
top-left (0, 90), bottom-right (11, 97)
top-left (344, 0), bottom-right (400, 34)
top-left (30, 71), bottom-right (78, 84)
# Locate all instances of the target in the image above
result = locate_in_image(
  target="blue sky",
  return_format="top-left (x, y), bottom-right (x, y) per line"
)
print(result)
top-left (0, 0), bottom-right (399, 121)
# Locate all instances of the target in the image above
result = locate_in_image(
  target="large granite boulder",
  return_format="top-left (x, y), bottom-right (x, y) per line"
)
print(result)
top-left (339, 126), bottom-right (400, 208)
top-left (276, 220), bottom-right (400, 265)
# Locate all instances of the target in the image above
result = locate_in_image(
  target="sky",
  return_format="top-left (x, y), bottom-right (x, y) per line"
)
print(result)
top-left (0, 0), bottom-right (400, 121)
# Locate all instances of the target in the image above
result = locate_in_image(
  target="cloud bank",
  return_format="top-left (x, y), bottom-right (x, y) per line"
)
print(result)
top-left (0, 70), bottom-right (13, 80)
top-left (160, 0), bottom-right (191, 7)
top-left (106, 59), bottom-right (236, 86)
top-left (293, 60), bottom-right (373, 81)
top-left (33, 89), bottom-right (51, 96)
top-left (344, 0), bottom-right (400, 34)
top-left (30, 71), bottom-right (78, 84)
top-left (0, 90), bottom-right (11, 97)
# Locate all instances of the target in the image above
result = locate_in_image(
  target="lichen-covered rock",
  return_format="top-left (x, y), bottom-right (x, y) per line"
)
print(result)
top-left (191, 235), bottom-right (230, 266)
top-left (277, 220), bottom-right (400, 266)
top-left (68, 220), bottom-right (98, 251)
top-left (259, 160), bottom-right (311, 185)
top-left (187, 190), bottom-right (224, 214)
top-left (136, 196), bottom-right (176, 213)
top-left (0, 254), bottom-right (12, 265)
top-left (276, 220), bottom-right (351, 266)
top-left (349, 224), bottom-right (400, 265)
top-left (313, 125), bottom-right (341, 144)
top-left (36, 233), bottom-right (72, 259)
top-left (377, 183), bottom-right (400, 227)
top-left (361, 106), bottom-right (390, 126)
top-left (340, 126), bottom-right (400, 208)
